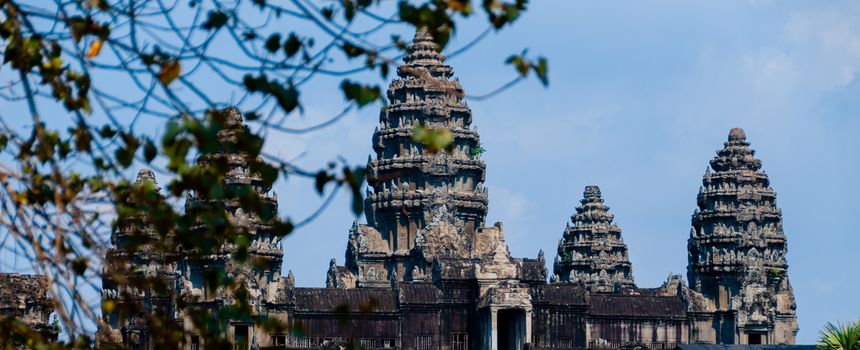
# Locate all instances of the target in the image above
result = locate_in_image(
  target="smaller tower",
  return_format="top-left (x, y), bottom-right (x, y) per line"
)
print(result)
top-left (553, 185), bottom-right (635, 293)
top-left (98, 169), bottom-right (178, 346)
top-left (180, 108), bottom-right (285, 300)
top-left (687, 128), bottom-right (797, 344)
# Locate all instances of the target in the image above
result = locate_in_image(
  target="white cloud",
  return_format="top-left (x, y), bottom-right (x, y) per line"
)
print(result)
top-left (745, 3), bottom-right (860, 98)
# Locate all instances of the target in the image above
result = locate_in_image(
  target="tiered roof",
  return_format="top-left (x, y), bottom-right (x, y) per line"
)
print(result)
top-left (338, 28), bottom-right (490, 287)
top-left (687, 128), bottom-right (796, 330)
top-left (553, 186), bottom-right (635, 293)
top-left (364, 27), bottom-right (487, 235)
top-left (688, 128), bottom-right (788, 277)
top-left (186, 108), bottom-right (284, 267)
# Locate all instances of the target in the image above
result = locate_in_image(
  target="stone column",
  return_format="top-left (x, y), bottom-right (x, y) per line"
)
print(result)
top-left (524, 308), bottom-right (533, 347)
top-left (490, 307), bottom-right (499, 350)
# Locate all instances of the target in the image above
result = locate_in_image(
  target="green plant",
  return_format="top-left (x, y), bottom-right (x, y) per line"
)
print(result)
top-left (818, 320), bottom-right (860, 350)
top-left (469, 145), bottom-right (486, 156)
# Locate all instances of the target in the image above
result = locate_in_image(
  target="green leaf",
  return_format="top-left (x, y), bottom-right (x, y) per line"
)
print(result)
top-left (71, 257), bottom-right (89, 276)
top-left (412, 125), bottom-right (453, 154)
top-left (321, 6), bottom-right (335, 20)
top-left (340, 80), bottom-right (381, 107)
top-left (270, 82), bottom-right (300, 113)
top-left (283, 33), bottom-right (302, 57)
top-left (506, 52), bottom-right (550, 87)
top-left (143, 139), bottom-right (157, 162)
top-left (115, 146), bottom-right (134, 167)
top-left (273, 219), bottom-right (294, 237)
top-left (99, 125), bottom-right (116, 138)
top-left (314, 171), bottom-right (331, 195)
top-left (341, 42), bottom-right (366, 58)
top-left (203, 11), bottom-right (229, 30)
top-left (243, 74), bottom-right (301, 113)
top-left (343, 166), bottom-right (367, 215)
top-left (265, 34), bottom-right (281, 53)
top-left (344, 0), bottom-right (356, 21)
top-left (535, 57), bottom-right (549, 86)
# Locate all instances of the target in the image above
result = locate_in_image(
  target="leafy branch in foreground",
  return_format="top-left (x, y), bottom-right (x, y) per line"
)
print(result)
top-left (0, 0), bottom-right (548, 347)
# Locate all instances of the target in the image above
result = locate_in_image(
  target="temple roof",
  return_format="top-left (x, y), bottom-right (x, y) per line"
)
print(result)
top-left (398, 282), bottom-right (440, 304)
top-left (530, 284), bottom-right (588, 306)
top-left (589, 294), bottom-right (686, 319)
top-left (554, 185), bottom-right (636, 292)
top-left (292, 288), bottom-right (398, 313)
top-left (399, 27), bottom-right (450, 78)
top-left (710, 127), bottom-right (762, 172)
top-left (135, 168), bottom-right (157, 186)
top-left (574, 185), bottom-right (614, 225)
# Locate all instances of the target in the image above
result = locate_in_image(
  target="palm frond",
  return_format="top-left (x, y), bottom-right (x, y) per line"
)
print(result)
top-left (817, 320), bottom-right (860, 350)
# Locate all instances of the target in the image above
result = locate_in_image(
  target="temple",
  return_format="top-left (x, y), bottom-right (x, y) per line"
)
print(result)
top-left (327, 28), bottom-right (494, 289)
top-left (0, 273), bottom-right (58, 341)
top-left (552, 185), bottom-right (636, 292)
top-left (686, 128), bottom-right (798, 344)
top-left (1, 29), bottom-right (800, 349)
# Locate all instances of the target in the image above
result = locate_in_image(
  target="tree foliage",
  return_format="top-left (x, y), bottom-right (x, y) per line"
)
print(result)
top-left (818, 321), bottom-right (860, 350)
top-left (0, 0), bottom-right (547, 347)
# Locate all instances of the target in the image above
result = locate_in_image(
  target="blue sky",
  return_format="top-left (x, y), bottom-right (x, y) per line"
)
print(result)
top-left (270, 1), bottom-right (860, 344)
top-left (1, 0), bottom-right (857, 343)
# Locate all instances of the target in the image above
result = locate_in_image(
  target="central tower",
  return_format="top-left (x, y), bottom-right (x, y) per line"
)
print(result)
top-left (328, 29), bottom-right (490, 288)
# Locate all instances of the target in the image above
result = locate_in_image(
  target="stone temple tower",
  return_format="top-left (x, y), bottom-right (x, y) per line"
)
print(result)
top-left (99, 169), bottom-right (180, 344)
top-left (180, 109), bottom-right (288, 302)
top-left (687, 128), bottom-right (798, 344)
top-left (327, 28), bottom-right (490, 288)
top-left (553, 185), bottom-right (635, 293)
top-left (98, 109), bottom-right (293, 348)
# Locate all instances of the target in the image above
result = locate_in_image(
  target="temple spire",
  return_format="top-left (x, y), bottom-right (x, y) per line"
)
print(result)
top-left (553, 186), bottom-right (635, 293)
top-left (412, 26), bottom-right (433, 45)
top-left (399, 27), bottom-right (451, 79)
top-left (135, 168), bottom-right (157, 185)
top-left (333, 28), bottom-right (485, 287)
top-left (183, 107), bottom-right (284, 292)
top-left (687, 128), bottom-right (797, 342)
top-left (709, 127), bottom-right (762, 172)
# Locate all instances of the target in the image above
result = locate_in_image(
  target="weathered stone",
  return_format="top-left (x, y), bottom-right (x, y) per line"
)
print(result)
top-left (0, 29), bottom-right (801, 350)
top-left (553, 185), bottom-right (636, 293)
top-left (332, 28), bottom-right (491, 288)
top-left (0, 273), bottom-right (57, 341)
top-left (687, 128), bottom-right (798, 344)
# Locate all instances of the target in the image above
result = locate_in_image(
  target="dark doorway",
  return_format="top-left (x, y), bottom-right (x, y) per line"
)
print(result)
top-left (191, 335), bottom-right (200, 350)
top-left (234, 325), bottom-right (249, 350)
top-left (747, 332), bottom-right (763, 345)
top-left (497, 309), bottom-right (526, 350)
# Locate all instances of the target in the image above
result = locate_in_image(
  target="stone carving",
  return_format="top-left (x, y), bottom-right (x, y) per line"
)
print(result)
top-left (7, 28), bottom-right (798, 349)
top-left (553, 186), bottom-right (636, 293)
top-left (478, 280), bottom-right (532, 309)
top-left (330, 27), bottom-right (490, 287)
top-left (0, 273), bottom-right (58, 341)
top-left (97, 109), bottom-right (290, 345)
top-left (687, 128), bottom-right (798, 343)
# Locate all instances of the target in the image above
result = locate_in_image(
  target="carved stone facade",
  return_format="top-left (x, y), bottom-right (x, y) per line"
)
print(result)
top-left (0, 29), bottom-right (799, 350)
top-left (98, 169), bottom-right (179, 345)
top-left (687, 128), bottom-right (798, 345)
top-left (553, 186), bottom-right (636, 292)
top-left (333, 28), bottom-right (490, 289)
top-left (98, 109), bottom-right (293, 348)
top-left (0, 273), bottom-right (58, 341)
